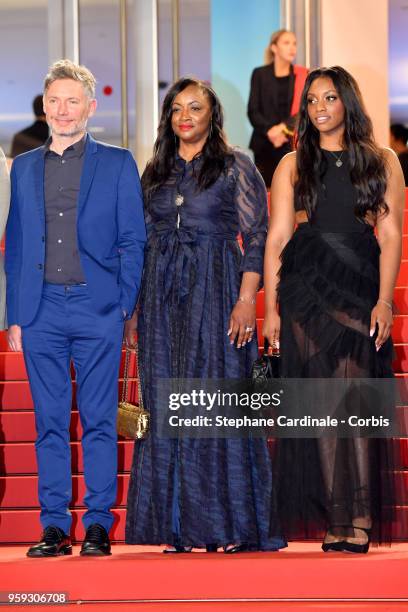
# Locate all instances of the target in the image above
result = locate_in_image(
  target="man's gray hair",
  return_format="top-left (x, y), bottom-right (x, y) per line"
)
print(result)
top-left (44, 59), bottom-right (96, 98)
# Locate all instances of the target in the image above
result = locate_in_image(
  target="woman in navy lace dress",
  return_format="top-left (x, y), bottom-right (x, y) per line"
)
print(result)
top-left (125, 78), bottom-right (286, 553)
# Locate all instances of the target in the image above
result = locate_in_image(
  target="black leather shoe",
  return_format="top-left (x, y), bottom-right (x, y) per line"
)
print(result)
top-left (27, 526), bottom-right (72, 557)
top-left (206, 544), bottom-right (218, 553)
top-left (80, 524), bottom-right (111, 556)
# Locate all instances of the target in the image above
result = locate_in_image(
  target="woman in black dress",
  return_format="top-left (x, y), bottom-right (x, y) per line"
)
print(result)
top-left (263, 66), bottom-right (405, 552)
top-left (247, 29), bottom-right (307, 188)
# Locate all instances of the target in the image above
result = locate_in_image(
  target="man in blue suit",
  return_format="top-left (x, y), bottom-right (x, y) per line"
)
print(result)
top-left (6, 60), bottom-right (146, 557)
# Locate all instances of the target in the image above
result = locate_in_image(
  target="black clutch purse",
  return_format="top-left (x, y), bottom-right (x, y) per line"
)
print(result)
top-left (251, 339), bottom-right (281, 383)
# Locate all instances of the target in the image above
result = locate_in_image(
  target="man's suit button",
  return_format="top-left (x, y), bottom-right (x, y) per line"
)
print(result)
top-left (41, 236), bottom-right (45, 242)
top-left (37, 264), bottom-right (43, 270)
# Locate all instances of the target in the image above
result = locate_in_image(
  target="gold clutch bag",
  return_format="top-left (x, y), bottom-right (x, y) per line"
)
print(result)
top-left (117, 345), bottom-right (149, 440)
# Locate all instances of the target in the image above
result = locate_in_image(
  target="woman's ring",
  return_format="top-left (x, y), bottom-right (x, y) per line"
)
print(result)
top-left (245, 326), bottom-right (253, 332)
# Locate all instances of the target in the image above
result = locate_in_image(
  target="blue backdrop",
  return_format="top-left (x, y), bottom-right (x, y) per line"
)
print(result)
top-left (211, 0), bottom-right (280, 151)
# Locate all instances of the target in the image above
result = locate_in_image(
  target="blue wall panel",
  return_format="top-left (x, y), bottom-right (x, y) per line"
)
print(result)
top-left (211, 0), bottom-right (280, 151)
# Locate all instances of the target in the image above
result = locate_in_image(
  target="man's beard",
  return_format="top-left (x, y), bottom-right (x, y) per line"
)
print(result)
top-left (49, 119), bottom-right (87, 138)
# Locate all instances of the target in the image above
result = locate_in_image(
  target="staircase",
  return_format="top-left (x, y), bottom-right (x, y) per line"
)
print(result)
top-left (0, 342), bottom-right (137, 543)
top-left (1, 196), bottom-right (408, 544)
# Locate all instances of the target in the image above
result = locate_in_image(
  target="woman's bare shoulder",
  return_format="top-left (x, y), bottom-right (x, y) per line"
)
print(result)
top-left (273, 151), bottom-right (297, 185)
top-left (381, 146), bottom-right (399, 168)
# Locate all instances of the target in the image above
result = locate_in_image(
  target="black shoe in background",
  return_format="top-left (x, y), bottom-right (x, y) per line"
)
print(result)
top-left (80, 523), bottom-right (111, 556)
top-left (27, 526), bottom-right (72, 557)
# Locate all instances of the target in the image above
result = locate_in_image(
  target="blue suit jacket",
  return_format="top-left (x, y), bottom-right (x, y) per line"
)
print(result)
top-left (5, 134), bottom-right (146, 327)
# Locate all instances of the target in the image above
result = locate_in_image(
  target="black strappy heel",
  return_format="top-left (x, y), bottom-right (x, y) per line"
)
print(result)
top-left (341, 526), bottom-right (371, 554)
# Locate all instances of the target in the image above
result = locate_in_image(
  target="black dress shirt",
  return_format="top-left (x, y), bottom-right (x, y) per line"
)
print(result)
top-left (43, 135), bottom-right (86, 284)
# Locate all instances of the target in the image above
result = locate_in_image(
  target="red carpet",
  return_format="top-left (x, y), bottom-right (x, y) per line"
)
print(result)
top-left (0, 543), bottom-right (408, 608)
top-left (1, 193), bottom-right (408, 609)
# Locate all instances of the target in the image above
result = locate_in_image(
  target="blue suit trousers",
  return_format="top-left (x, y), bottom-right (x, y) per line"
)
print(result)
top-left (22, 283), bottom-right (124, 534)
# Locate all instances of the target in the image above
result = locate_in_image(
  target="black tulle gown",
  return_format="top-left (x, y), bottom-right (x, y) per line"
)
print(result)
top-left (276, 149), bottom-right (396, 544)
top-left (125, 150), bottom-right (286, 550)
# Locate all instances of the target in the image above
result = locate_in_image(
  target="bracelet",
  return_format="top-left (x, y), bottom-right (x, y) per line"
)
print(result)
top-left (377, 298), bottom-right (392, 310)
top-left (282, 126), bottom-right (294, 137)
top-left (238, 296), bottom-right (256, 305)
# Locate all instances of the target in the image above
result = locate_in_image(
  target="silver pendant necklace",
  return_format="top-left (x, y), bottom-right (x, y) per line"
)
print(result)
top-left (330, 150), bottom-right (344, 167)
top-left (175, 154), bottom-right (186, 228)
top-left (175, 193), bottom-right (184, 228)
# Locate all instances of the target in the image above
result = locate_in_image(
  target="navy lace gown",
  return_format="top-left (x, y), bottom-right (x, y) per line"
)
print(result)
top-left (125, 150), bottom-right (286, 550)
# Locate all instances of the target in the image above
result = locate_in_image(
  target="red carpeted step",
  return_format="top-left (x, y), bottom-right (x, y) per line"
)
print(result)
top-left (256, 290), bottom-right (265, 318)
top-left (1, 440), bottom-right (134, 475)
top-left (402, 235), bottom-right (408, 259)
top-left (394, 287), bottom-right (408, 312)
top-left (397, 261), bottom-right (408, 286)
top-left (0, 352), bottom-right (27, 379)
top-left (0, 382), bottom-right (33, 410)
top-left (395, 470), bottom-right (408, 504)
top-left (0, 474), bottom-right (130, 508)
top-left (393, 344), bottom-right (408, 372)
top-left (404, 210), bottom-right (408, 233)
top-left (1, 545), bottom-right (408, 605)
top-left (0, 410), bottom-right (140, 443)
top-left (1, 507), bottom-right (407, 543)
top-left (0, 350), bottom-right (138, 382)
top-left (0, 410), bottom-right (81, 442)
top-left (2, 437), bottom-right (407, 473)
top-left (0, 508), bottom-right (126, 543)
top-left (399, 438), bottom-right (408, 467)
top-left (0, 332), bottom-right (9, 351)
top-left (3, 471), bottom-right (408, 510)
top-left (0, 380), bottom-right (139, 411)
top-left (392, 316), bottom-right (408, 343)
top-left (0, 545), bottom-right (407, 607)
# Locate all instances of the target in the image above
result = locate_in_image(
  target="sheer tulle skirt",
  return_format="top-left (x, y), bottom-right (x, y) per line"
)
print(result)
top-left (275, 223), bottom-right (396, 543)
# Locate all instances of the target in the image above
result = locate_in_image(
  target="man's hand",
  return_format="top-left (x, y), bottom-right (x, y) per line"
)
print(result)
top-left (8, 324), bottom-right (22, 351)
top-left (124, 311), bottom-right (138, 348)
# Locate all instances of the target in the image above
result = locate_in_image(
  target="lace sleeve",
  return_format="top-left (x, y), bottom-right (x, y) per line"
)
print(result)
top-left (233, 151), bottom-right (268, 275)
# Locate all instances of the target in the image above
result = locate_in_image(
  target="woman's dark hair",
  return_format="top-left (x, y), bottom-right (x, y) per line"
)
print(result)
top-left (142, 77), bottom-right (233, 201)
top-left (296, 66), bottom-right (388, 220)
